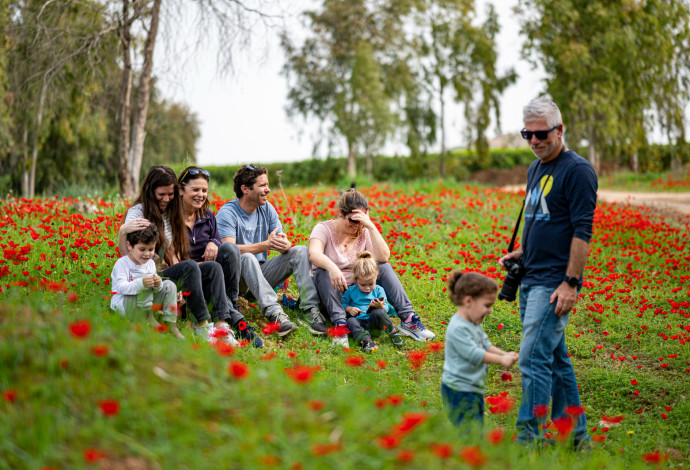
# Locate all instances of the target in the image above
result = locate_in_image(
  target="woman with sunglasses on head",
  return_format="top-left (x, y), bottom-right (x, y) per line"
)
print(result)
top-left (308, 189), bottom-right (436, 346)
top-left (178, 166), bottom-right (263, 347)
top-left (117, 165), bottom-right (249, 345)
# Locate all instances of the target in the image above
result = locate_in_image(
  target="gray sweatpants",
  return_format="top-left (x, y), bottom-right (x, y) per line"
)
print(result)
top-left (239, 245), bottom-right (320, 318)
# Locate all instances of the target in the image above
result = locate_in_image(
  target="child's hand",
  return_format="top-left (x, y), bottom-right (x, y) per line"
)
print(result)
top-left (142, 275), bottom-right (156, 288)
top-left (369, 298), bottom-right (385, 310)
top-left (500, 352), bottom-right (519, 368)
top-left (346, 306), bottom-right (362, 316)
top-left (152, 275), bottom-right (161, 288)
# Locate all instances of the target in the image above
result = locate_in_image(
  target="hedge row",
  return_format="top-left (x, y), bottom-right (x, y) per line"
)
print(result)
top-left (171, 148), bottom-right (537, 188)
top-left (169, 143), bottom-right (688, 189)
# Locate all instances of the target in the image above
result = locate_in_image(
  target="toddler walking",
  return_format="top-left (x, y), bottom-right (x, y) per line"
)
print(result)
top-left (111, 225), bottom-right (184, 339)
top-left (341, 252), bottom-right (404, 352)
top-left (441, 270), bottom-right (518, 428)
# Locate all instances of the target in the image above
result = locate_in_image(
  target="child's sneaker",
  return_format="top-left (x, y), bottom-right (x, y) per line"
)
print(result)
top-left (389, 328), bottom-right (404, 348)
top-left (398, 314), bottom-right (436, 341)
top-left (193, 323), bottom-right (215, 342)
top-left (233, 321), bottom-right (263, 348)
top-left (213, 323), bottom-right (239, 346)
top-left (361, 338), bottom-right (379, 352)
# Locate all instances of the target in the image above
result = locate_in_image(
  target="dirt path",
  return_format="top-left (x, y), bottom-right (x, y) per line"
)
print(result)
top-left (501, 186), bottom-right (690, 222)
top-left (596, 190), bottom-right (690, 217)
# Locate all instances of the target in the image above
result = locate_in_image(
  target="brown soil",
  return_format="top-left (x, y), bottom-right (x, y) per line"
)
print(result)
top-left (483, 166), bottom-right (690, 223)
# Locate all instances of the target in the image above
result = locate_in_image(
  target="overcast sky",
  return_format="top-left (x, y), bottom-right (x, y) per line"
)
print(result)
top-left (154, 0), bottom-right (543, 167)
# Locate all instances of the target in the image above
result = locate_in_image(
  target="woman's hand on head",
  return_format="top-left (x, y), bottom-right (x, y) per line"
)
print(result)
top-left (202, 242), bottom-right (218, 261)
top-left (348, 209), bottom-right (374, 229)
top-left (122, 217), bottom-right (150, 234)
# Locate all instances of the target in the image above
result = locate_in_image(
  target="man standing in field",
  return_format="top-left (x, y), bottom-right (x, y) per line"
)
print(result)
top-left (216, 164), bottom-right (327, 337)
top-left (499, 97), bottom-right (597, 449)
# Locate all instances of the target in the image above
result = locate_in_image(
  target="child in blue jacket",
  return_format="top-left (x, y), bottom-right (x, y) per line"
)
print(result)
top-left (341, 252), bottom-right (404, 351)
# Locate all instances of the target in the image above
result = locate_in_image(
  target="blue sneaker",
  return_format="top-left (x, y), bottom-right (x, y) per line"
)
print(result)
top-left (398, 314), bottom-right (435, 341)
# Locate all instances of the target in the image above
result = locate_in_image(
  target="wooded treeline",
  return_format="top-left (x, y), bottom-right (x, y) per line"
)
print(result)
top-left (1, 0), bottom-right (689, 197)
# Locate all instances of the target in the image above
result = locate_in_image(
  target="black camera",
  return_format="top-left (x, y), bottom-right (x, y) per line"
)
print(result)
top-left (499, 259), bottom-right (525, 302)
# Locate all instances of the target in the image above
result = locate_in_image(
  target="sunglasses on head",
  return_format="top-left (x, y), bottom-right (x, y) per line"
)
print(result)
top-left (243, 164), bottom-right (256, 171)
top-left (520, 125), bottom-right (559, 141)
top-left (180, 168), bottom-right (210, 183)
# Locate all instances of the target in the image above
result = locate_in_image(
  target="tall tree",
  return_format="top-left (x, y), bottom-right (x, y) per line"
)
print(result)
top-left (5, 0), bottom-right (117, 197)
top-left (282, 0), bottom-right (410, 177)
top-left (518, 0), bottom-right (690, 173)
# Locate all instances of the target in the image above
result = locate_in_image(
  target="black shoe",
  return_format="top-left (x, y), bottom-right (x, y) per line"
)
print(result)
top-left (234, 321), bottom-right (263, 348)
top-left (361, 338), bottom-right (378, 352)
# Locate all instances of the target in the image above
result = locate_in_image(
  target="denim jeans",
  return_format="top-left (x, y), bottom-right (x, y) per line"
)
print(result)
top-left (516, 285), bottom-right (588, 443)
top-left (314, 263), bottom-right (415, 325)
top-left (441, 383), bottom-right (484, 428)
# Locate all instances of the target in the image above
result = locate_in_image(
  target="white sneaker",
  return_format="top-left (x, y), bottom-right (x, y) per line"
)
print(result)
top-left (332, 335), bottom-right (349, 348)
top-left (213, 323), bottom-right (239, 346)
top-left (193, 323), bottom-right (216, 342)
top-left (398, 314), bottom-right (436, 341)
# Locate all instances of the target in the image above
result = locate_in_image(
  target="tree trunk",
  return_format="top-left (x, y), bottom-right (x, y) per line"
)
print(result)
top-left (630, 151), bottom-right (639, 173)
top-left (347, 140), bottom-right (356, 177)
top-left (587, 126), bottom-right (600, 174)
top-left (117, 0), bottom-right (134, 199)
top-left (128, 0), bottom-right (162, 193)
top-left (366, 149), bottom-right (372, 176)
top-left (21, 123), bottom-right (28, 197)
top-left (24, 78), bottom-right (47, 198)
top-left (439, 83), bottom-right (446, 178)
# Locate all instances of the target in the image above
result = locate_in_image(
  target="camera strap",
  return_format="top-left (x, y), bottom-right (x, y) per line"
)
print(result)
top-left (507, 146), bottom-right (564, 253)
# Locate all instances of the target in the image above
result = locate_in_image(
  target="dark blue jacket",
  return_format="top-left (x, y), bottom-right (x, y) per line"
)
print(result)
top-left (187, 209), bottom-right (222, 262)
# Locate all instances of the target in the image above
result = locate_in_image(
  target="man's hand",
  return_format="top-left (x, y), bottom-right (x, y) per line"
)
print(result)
top-left (498, 250), bottom-right (523, 269)
top-left (550, 282), bottom-right (578, 317)
top-left (268, 228), bottom-right (292, 253)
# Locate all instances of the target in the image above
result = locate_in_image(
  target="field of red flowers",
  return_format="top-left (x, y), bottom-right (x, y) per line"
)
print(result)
top-left (0, 181), bottom-right (688, 469)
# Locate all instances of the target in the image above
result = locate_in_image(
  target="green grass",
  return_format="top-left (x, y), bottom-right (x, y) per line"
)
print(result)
top-left (598, 170), bottom-right (690, 192)
top-left (1, 181), bottom-right (688, 469)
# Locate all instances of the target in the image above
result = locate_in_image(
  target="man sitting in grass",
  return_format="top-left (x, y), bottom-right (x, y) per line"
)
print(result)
top-left (216, 164), bottom-right (327, 338)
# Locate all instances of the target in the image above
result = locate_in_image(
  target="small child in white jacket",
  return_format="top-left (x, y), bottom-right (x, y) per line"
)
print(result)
top-left (110, 224), bottom-right (183, 338)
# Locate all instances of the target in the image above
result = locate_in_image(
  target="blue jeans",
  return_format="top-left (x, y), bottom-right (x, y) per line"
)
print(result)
top-left (516, 285), bottom-right (588, 443)
top-left (441, 383), bottom-right (484, 428)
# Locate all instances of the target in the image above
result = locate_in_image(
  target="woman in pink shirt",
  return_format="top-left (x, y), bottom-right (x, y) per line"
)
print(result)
top-left (308, 189), bottom-right (435, 345)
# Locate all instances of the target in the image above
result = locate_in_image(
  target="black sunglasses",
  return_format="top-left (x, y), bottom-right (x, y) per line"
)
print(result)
top-left (180, 168), bottom-right (210, 183)
top-left (342, 211), bottom-right (360, 224)
top-left (521, 125), bottom-right (559, 141)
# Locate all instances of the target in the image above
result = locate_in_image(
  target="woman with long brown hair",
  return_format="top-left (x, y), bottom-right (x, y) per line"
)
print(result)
top-left (117, 165), bottom-right (242, 344)
top-left (178, 165), bottom-right (262, 347)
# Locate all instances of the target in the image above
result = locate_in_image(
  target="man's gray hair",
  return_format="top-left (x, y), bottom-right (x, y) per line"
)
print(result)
top-left (523, 97), bottom-right (562, 128)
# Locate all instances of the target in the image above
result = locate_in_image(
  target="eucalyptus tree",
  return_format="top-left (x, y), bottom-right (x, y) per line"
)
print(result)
top-left (282, 0), bottom-right (417, 177)
top-left (5, 0), bottom-right (118, 197)
top-left (409, 0), bottom-right (514, 176)
top-left (518, 0), bottom-right (690, 173)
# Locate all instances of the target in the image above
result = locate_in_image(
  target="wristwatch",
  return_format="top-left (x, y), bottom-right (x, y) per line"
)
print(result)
top-left (564, 275), bottom-right (579, 287)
